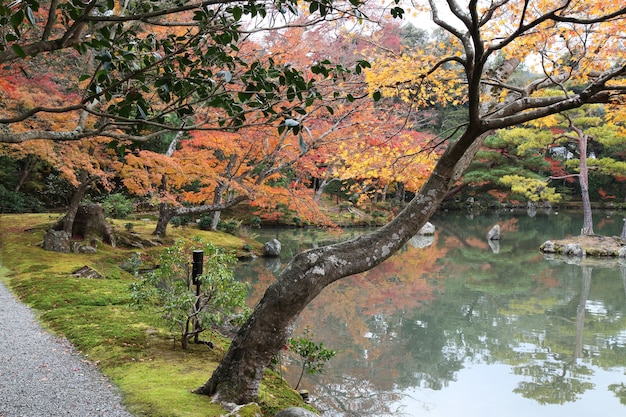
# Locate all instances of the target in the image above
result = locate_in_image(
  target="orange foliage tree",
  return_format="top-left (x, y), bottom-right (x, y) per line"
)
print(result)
top-left (120, 11), bottom-right (437, 235)
top-left (0, 65), bottom-right (121, 243)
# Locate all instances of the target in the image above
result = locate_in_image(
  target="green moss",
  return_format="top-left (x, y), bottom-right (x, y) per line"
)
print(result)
top-left (108, 359), bottom-right (223, 417)
top-left (0, 213), bottom-right (309, 417)
top-left (258, 370), bottom-right (317, 416)
top-left (235, 403), bottom-right (263, 417)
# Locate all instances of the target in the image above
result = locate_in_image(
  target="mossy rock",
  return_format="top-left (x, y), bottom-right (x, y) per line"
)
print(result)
top-left (540, 235), bottom-right (624, 257)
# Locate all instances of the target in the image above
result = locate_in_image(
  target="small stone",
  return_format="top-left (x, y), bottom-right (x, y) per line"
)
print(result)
top-left (263, 239), bottom-right (282, 257)
top-left (487, 224), bottom-right (500, 241)
top-left (417, 222), bottom-right (435, 235)
top-left (562, 243), bottom-right (584, 257)
top-left (541, 241), bottom-right (556, 253)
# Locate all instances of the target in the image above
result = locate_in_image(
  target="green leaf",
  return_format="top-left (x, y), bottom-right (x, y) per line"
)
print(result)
top-left (136, 104), bottom-right (147, 120)
top-left (10, 10), bottom-right (23, 29)
top-left (11, 44), bottom-right (25, 58)
top-left (390, 6), bottom-right (404, 18)
top-left (231, 6), bottom-right (242, 21)
top-left (26, 6), bottom-right (36, 25)
top-left (373, 90), bottom-right (382, 101)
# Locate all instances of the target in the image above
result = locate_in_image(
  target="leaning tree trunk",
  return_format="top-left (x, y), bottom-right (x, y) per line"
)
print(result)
top-left (194, 128), bottom-right (489, 403)
top-left (153, 194), bottom-right (249, 237)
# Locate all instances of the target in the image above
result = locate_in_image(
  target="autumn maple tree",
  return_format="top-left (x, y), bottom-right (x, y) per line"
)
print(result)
top-left (120, 12), bottom-right (431, 236)
top-left (0, 0), bottom-right (377, 144)
top-left (0, 68), bottom-right (121, 243)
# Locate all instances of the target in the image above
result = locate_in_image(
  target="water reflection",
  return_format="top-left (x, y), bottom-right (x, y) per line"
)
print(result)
top-left (236, 211), bottom-right (626, 416)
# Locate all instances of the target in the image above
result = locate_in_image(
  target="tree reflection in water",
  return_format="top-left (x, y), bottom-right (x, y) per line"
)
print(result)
top-left (236, 211), bottom-right (626, 416)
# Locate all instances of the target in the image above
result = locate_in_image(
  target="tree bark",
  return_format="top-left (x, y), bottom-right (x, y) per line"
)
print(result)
top-left (59, 170), bottom-right (91, 235)
top-left (154, 202), bottom-right (177, 237)
top-left (578, 132), bottom-right (594, 235)
top-left (194, 128), bottom-right (487, 403)
top-left (209, 182), bottom-right (226, 231)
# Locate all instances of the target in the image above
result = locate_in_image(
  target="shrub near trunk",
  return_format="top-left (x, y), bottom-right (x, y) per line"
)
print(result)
top-left (130, 237), bottom-right (250, 349)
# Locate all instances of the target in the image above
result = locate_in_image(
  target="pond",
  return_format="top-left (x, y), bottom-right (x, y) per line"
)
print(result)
top-left (235, 209), bottom-right (626, 417)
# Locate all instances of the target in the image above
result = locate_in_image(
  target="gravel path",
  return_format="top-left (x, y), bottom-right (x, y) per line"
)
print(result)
top-left (0, 280), bottom-right (136, 417)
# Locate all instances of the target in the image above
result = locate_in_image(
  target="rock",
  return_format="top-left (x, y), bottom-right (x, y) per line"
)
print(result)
top-left (541, 240), bottom-right (556, 253)
top-left (221, 402), bottom-right (262, 417)
top-left (298, 390), bottom-right (310, 402)
top-left (42, 229), bottom-right (71, 253)
top-left (71, 265), bottom-right (103, 279)
top-left (263, 239), bottom-right (282, 257)
top-left (408, 235), bottom-right (434, 248)
top-left (488, 239), bottom-right (500, 254)
top-left (417, 222), bottom-right (435, 235)
top-left (562, 243), bottom-right (584, 257)
top-left (274, 407), bottom-right (319, 417)
top-left (487, 224), bottom-right (501, 241)
top-left (72, 241), bottom-right (97, 254)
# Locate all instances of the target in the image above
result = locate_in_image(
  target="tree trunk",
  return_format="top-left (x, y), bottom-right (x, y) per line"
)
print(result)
top-left (194, 128), bottom-right (488, 403)
top-left (72, 204), bottom-right (115, 245)
top-left (395, 182), bottom-right (406, 202)
top-left (579, 134), bottom-right (594, 235)
top-left (154, 202), bottom-right (177, 237)
top-left (50, 203), bottom-right (115, 249)
top-left (210, 182), bottom-right (226, 231)
top-left (59, 170), bottom-right (91, 235)
top-left (574, 266), bottom-right (592, 359)
top-left (14, 155), bottom-right (36, 193)
top-left (314, 175), bottom-right (337, 203)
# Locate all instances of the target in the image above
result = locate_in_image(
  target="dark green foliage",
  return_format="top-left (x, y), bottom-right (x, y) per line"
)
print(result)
top-left (102, 193), bottom-right (135, 219)
top-left (170, 216), bottom-right (190, 227)
top-left (217, 218), bottom-right (241, 235)
top-left (250, 216), bottom-right (262, 228)
top-left (198, 215), bottom-right (213, 231)
top-left (0, 186), bottom-right (43, 213)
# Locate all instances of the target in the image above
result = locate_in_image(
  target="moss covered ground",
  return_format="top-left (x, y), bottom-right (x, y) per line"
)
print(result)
top-left (0, 213), bottom-right (308, 417)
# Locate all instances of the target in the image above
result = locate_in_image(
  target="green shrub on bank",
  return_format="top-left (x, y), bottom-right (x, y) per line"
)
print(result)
top-left (102, 193), bottom-right (135, 219)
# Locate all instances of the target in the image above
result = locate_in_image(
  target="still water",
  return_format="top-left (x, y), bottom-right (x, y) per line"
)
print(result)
top-left (235, 210), bottom-right (626, 417)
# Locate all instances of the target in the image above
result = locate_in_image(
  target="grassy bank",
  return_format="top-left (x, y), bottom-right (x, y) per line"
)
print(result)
top-left (0, 213), bottom-right (307, 417)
